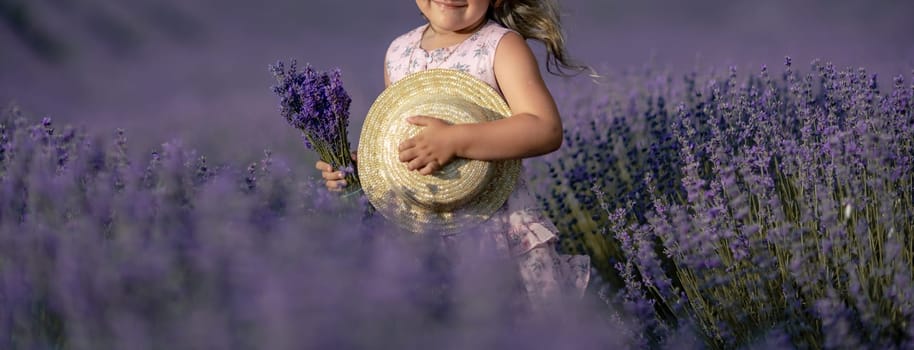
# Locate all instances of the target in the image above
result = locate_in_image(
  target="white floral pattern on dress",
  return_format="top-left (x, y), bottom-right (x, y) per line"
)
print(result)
top-left (386, 20), bottom-right (503, 94)
top-left (383, 20), bottom-right (591, 310)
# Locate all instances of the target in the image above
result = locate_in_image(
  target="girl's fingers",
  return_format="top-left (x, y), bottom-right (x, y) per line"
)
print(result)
top-left (325, 180), bottom-right (347, 192)
top-left (398, 139), bottom-right (416, 152)
top-left (407, 157), bottom-right (426, 171)
top-left (399, 149), bottom-right (417, 163)
top-left (418, 161), bottom-right (438, 175)
top-left (408, 156), bottom-right (437, 172)
top-left (322, 170), bottom-right (345, 181)
top-left (317, 157), bottom-right (350, 192)
top-left (315, 161), bottom-right (332, 172)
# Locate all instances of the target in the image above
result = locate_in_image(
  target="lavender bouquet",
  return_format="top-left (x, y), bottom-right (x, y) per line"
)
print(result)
top-left (269, 59), bottom-right (360, 195)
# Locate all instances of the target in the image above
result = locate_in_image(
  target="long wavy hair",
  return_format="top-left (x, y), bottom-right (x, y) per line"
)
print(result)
top-left (488, 0), bottom-right (590, 76)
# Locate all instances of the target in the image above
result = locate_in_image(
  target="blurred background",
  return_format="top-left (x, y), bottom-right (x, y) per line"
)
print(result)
top-left (2, 0), bottom-right (913, 169)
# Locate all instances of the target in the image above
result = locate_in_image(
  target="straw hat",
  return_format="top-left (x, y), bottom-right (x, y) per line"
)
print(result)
top-left (358, 69), bottom-right (520, 234)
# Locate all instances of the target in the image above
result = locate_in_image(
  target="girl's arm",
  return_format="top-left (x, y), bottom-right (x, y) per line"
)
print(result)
top-left (399, 32), bottom-right (562, 175)
top-left (451, 31), bottom-right (563, 160)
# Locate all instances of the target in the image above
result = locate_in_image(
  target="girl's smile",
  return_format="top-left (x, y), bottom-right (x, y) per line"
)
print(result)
top-left (431, 0), bottom-right (467, 10)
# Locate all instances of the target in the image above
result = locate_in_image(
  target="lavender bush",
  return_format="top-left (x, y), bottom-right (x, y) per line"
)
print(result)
top-left (0, 105), bottom-right (624, 349)
top-left (531, 59), bottom-right (914, 348)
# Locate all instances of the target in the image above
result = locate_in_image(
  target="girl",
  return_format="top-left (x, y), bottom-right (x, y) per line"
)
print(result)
top-left (316, 0), bottom-right (591, 312)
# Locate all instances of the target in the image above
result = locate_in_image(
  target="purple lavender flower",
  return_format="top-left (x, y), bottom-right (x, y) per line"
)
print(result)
top-left (269, 59), bottom-right (359, 193)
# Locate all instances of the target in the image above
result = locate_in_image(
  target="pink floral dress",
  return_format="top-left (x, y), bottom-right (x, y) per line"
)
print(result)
top-left (384, 20), bottom-right (591, 310)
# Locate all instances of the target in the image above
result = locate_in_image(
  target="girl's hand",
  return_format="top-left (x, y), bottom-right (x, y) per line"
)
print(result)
top-left (315, 151), bottom-right (357, 192)
top-left (398, 116), bottom-right (459, 176)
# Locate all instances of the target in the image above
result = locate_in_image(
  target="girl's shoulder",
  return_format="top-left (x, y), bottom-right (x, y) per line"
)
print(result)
top-left (478, 20), bottom-right (523, 58)
top-left (481, 20), bottom-right (515, 38)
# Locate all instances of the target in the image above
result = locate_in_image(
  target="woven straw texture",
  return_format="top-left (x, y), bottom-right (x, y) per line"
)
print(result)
top-left (358, 69), bottom-right (520, 234)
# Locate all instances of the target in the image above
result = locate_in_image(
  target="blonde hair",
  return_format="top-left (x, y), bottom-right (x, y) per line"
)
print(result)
top-left (488, 0), bottom-right (589, 76)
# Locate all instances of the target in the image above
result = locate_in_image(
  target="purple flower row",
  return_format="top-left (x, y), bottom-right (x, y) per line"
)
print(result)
top-left (0, 106), bottom-right (627, 349)
top-left (531, 59), bottom-right (914, 347)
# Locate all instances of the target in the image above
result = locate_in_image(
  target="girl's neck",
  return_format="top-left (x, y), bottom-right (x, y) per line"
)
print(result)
top-left (422, 17), bottom-right (488, 50)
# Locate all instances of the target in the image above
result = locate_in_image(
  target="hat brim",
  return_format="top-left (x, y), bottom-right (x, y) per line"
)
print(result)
top-left (358, 69), bottom-right (520, 234)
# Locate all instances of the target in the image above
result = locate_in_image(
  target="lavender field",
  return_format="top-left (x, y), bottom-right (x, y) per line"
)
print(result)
top-left (4, 58), bottom-right (913, 349)
top-left (3, 0), bottom-right (914, 349)
top-left (534, 60), bottom-right (914, 348)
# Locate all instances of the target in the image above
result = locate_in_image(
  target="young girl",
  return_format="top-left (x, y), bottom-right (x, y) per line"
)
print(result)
top-left (316, 0), bottom-right (591, 312)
